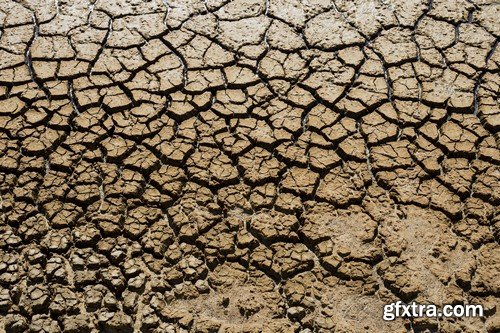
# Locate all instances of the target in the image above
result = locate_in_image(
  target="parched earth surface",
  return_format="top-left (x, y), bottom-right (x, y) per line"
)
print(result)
top-left (0, 0), bottom-right (499, 332)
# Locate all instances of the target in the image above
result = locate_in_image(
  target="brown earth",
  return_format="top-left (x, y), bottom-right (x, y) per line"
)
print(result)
top-left (0, 0), bottom-right (499, 332)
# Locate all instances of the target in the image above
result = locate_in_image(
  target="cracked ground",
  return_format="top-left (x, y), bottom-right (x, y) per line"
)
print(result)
top-left (0, 0), bottom-right (499, 332)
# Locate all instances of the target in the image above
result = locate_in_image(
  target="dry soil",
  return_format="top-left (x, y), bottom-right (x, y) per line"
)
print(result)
top-left (0, 0), bottom-right (499, 332)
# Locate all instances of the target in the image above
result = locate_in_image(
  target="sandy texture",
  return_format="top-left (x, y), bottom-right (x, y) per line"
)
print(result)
top-left (0, 0), bottom-right (499, 332)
